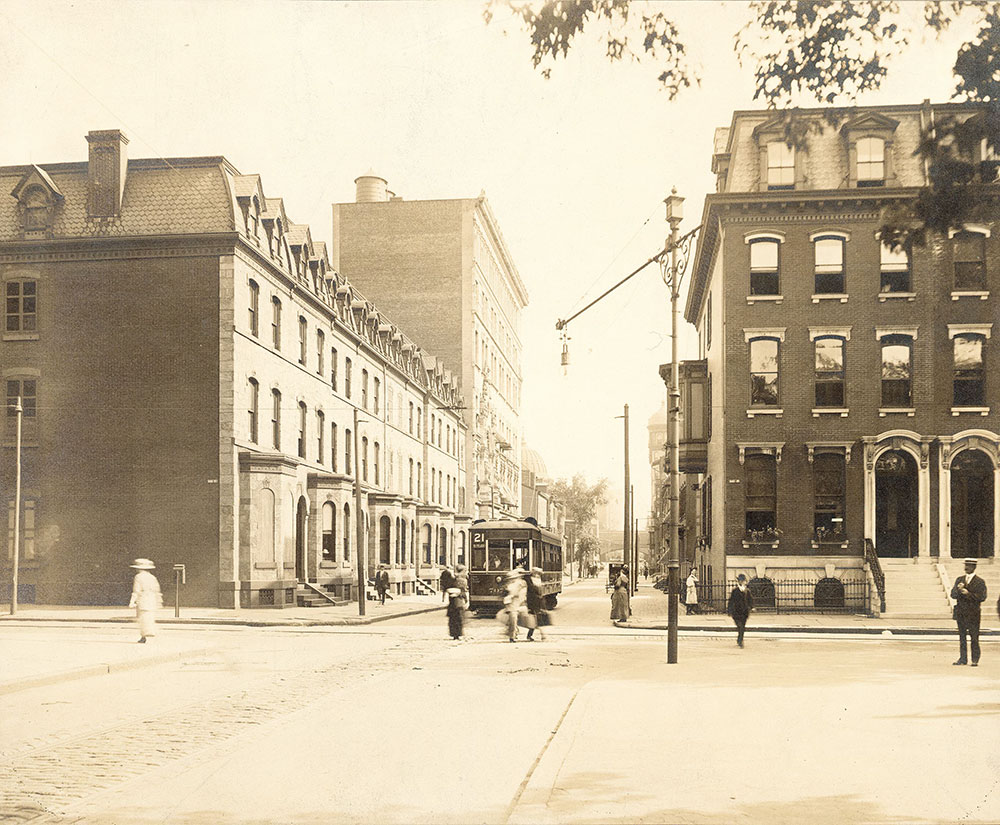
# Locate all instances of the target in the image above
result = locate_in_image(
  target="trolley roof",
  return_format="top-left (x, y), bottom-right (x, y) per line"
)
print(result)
top-left (470, 518), bottom-right (563, 543)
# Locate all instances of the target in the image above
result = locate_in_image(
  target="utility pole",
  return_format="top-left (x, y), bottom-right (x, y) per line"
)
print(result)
top-left (9, 397), bottom-right (22, 615)
top-left (354, 407), bottom-right (365, 616)
top-left (664, 189), bottom-right (684, 664)
top-left (630, 485), bottom-right (636, 591)
top-left (622, 404), bottom-right (631, 590)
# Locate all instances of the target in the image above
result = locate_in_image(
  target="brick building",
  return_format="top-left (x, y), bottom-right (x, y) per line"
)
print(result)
top-left (1, 130), bottom-right (469, 608)
top-left (332, 177), bottom-right (528, 519)
top-left (681, 101), bottom-right (999, 611)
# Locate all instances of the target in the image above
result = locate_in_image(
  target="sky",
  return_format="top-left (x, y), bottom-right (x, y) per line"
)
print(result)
top-left (0, 0), bottom-right (977, 524)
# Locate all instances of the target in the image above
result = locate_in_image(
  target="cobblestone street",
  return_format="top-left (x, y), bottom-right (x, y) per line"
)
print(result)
top-left (2, 582), bottom-right (998, 824)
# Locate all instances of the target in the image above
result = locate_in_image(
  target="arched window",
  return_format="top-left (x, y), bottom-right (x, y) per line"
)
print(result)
top-left (766, 142), bottom-right (795, 189)
top-left (373, 441), bottom-right (380, 485)
top-left (748, 239), bottom-right (780, 296)
top-left (361, 369), bottom-right (369, 409)
top-left (879, 241), bottom-right (910, 293)
top-left (380, 516), bottom-right (391, 565)
top-left (748, 577), bottom-right (776, 608)
top-left (271, 389), bottom-right (281, 450)
top-left (362, 436), bottom-right (369, 481)
top-left (954, 333), bottom-right (986, 406)
top-left (814, 235), bottom-right (846, 294)
top-left (271, 297), bottom-right (282, 350)
top-left (458, 531), bottom-right (466, 565)
top-left (316, 330), bottom-right (325, 375)
top-left (749, 338), bottom-right (779, 406)
top-left (953, 230), bottom-right (987, 291)
top-left (331, 422), bottom-right (338, 471)
top-left (248, 280), bottom-right (259, 337)
top-left (422, 524), bottom-right (432, 564)
top-left (248, 378), bottom-right (259, 443)
top-left (395, 517), bottom-right (401, 564)
top-left (322, 502), bottom-right (336, 560)
top-left (297, 402), bottom-right (307, 458)
top-left (856, 137), bottom-right (885, 186)
top-left (814, 577), bottom-right (845, 608)
top-left (439, 527), bottom-right (448, 566)
top-left (401, 517), bottom-right (408, 564)
top-left (316, 410), bottom-right (325, 462)
top-left (345, 358), bottom-right (352, 398)
top-left (881, 335), bottom-right (912, 407)
top-left (343, 503), bottom-right (351, 560)
top-left (814, 336), bottom-right (845, 407)
top-left (298, 316), bottom-right (308, 365)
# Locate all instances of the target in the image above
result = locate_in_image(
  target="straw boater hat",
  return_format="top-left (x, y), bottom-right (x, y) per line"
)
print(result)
top-left (531, 566), bottom-right (542, 575)
top-left (964, 557), bottom-right (978, 566)
top-left (130, 558), bottom-right (155, 570)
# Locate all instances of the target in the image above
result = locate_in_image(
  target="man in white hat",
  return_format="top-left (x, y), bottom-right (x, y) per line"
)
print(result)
top-left (951, 557), bottom-right (987, 666)
top-left (128, 558), bottom-right (163, 643)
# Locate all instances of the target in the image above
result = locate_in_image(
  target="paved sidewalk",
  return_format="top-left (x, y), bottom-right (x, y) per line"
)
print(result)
top-left (0, 593), bottom-right (444, 627)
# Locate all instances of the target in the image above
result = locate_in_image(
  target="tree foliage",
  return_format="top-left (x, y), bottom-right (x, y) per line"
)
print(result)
top-left (549, 473), bottom-right (608, 534)
top-left (487, 1), bottom-right (1000, 238)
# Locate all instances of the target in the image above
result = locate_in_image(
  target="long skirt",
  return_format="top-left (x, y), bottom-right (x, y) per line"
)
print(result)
top-left (136, 608), bottom-right (157, 638)
top-left (447, 605), bottom-right (464, 638)
top-left (610, 588), bottom-right (630, 621)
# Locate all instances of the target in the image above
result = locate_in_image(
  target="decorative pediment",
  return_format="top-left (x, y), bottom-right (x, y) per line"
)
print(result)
top-left (751, 116), bottom-right (790, 140)
top-left (11, 166), bottom-right (63, 238)
top-left (10, 165), bottom-right (63, 202)
top-left (840, 112), bottom-right (899, 138)
top-left (737, 442), bottom-right (785, 465)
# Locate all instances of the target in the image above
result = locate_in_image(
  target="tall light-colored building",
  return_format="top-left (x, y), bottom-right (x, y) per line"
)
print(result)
top-left (333, 177), bottom-right (528, 519)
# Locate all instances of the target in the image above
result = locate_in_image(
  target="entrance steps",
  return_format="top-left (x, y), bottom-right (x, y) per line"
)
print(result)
top-left (414, 578), bottom-right (437, 597)
top-left (880, 558), bottom-right (951, 619)
top-left (295, 582), bottom-right (350, 608)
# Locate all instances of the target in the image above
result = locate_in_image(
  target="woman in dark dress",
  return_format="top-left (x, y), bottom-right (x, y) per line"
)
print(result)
top-left (446, 587), bottom-right (465, 640)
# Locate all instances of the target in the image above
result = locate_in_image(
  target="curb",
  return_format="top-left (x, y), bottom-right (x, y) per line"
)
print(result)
top-left (0, 604), bottom-right (445, 629)
top-left (616, 622), bottom-right (1000, 636)
top-left (0, 645), bottom-right (220, 696)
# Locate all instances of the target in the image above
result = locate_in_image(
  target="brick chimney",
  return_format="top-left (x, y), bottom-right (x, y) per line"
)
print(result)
top-left (86, 129), bottom-right (128, 218)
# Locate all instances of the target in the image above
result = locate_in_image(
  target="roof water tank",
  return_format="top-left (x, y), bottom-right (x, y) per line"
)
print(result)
top-left (355, 173), bottom-right (388, 203)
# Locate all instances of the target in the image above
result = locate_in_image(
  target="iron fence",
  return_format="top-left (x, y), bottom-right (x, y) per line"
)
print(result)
top-left (670, 578), bottom-right (870, 615)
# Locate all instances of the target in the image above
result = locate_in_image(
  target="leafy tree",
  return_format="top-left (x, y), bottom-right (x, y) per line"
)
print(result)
top-left (550, 474), bottom-right (608, 574)
top-left (486, 1), bottom-right (1000, 238)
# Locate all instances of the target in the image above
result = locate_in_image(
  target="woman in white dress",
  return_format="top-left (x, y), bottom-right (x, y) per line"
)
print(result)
top-left (128, 558), bottom-right (163, 643)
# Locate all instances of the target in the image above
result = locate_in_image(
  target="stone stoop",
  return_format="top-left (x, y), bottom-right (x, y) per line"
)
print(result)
top-left (880, 558), bottom-right (951, 619)
top-left (296, 582), bottom-right (349, 608)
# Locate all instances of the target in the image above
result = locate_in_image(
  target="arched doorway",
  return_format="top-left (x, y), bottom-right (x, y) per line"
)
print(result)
top-left (295, 496), bottom-right (308, 580)
top-left (875, 450), bottom-right (918, 557)
top-left (379, 516), bottom-right (392, 565)
top-left (951, 449), bottom-right (995, 558)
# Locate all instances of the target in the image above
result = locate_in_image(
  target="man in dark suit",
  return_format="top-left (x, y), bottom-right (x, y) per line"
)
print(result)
top-left (727, 574), bottom-right (753, 649)
top-left (951, 557), bottom-right (988, 666)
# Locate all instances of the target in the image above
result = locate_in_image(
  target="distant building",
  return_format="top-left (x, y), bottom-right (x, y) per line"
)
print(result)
top-left (333, 178), bottom-right (528, 519)
top-left (0, 131), bottom-right (469, 608)
top-left (520, 441), bottom-right (565, 534)
top-left (681, 101), bottom-right (999, 609)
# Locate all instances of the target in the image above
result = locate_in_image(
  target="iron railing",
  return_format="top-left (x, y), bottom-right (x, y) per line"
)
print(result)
top-left (679, 578), bottom-right (870, 615)
top-left (864, 538), bottom-right (886, 612)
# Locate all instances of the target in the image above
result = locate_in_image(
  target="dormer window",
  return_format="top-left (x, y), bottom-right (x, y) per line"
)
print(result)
top-left (11, 168), bottom-right (63, 239)
top-left (856, 138), bottom-right (885, 186)
top-left (842, 113), bottom-right (898, 188)
top-left (249, 197), bottom-right (260, 238)
top-left (767, 143), bottom-right (795, 190)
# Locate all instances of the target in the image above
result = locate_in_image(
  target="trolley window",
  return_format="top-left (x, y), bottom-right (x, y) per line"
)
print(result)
top-left (471, 532), bottom-right (487, 571)
top-left (488, 539), bottom-right (511, 570)
top-left (512, 539), bottom-right (530, 570)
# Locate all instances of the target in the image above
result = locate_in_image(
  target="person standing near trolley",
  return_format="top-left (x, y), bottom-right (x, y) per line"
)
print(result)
top-left (128, 558), bottom-right (162, 643)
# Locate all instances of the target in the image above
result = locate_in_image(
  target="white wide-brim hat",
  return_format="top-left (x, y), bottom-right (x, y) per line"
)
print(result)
top-left (130, 558), bottom-right (155, 570)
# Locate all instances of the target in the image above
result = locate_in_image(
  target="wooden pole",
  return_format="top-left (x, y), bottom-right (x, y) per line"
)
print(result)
top-left (354, 407), bottom-right (365, 616)
top-left (10, 397), bottom-right (22, 615)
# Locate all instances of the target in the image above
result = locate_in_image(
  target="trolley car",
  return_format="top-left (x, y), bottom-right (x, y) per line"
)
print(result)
top-left (467, 518), bottom-right (563, 610)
